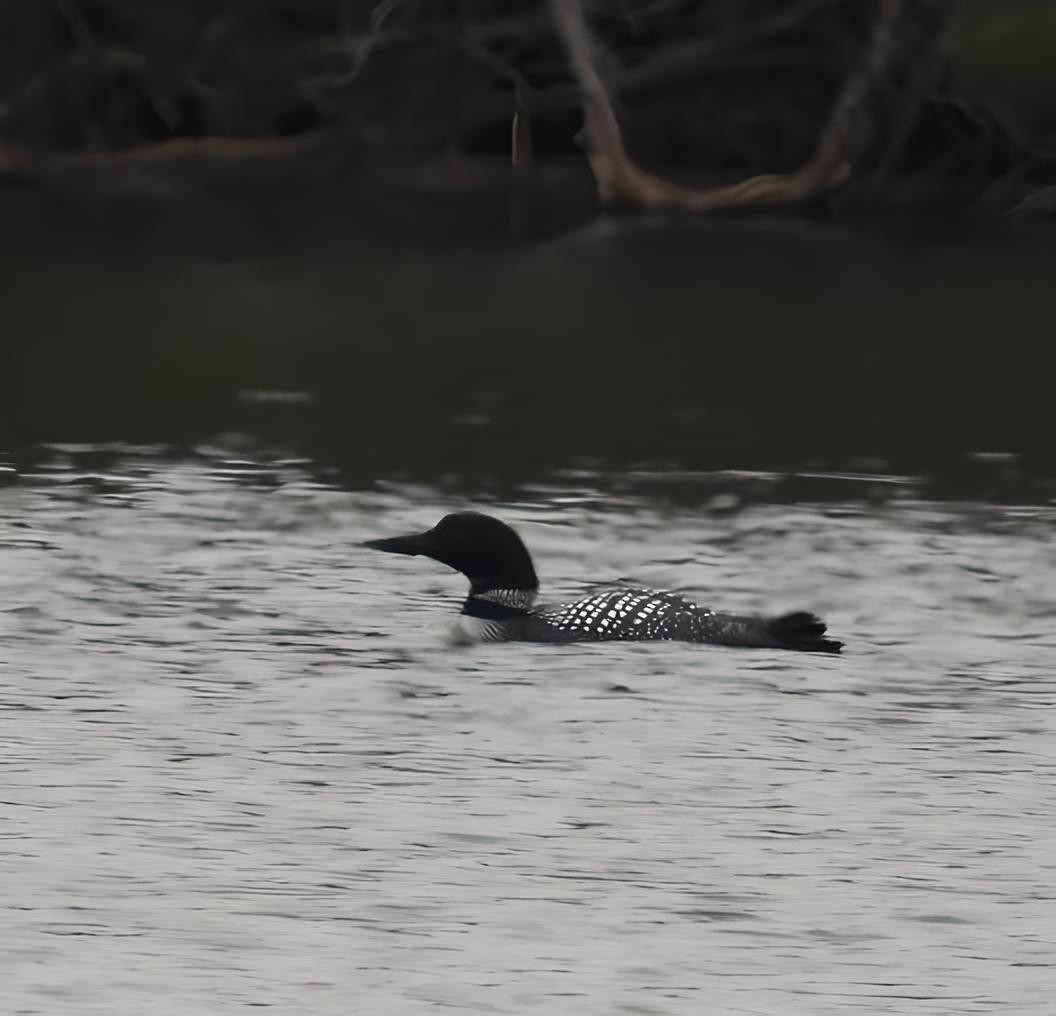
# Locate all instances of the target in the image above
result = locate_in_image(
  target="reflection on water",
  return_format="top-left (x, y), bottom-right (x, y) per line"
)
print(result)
top-left (3, 222), bottom-right (1056, 501)
top-left (3, 446), bottom-right (1056, 1015)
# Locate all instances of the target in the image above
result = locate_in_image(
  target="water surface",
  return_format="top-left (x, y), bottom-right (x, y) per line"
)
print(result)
top-left (3, 220), bottom-right (1056, 1014)
top-left (3, 446), bottom-right (1056, 1015)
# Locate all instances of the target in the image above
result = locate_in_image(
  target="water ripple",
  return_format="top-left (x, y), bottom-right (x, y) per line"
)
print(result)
top-left (2, 448), bottom-right (1055, 1014)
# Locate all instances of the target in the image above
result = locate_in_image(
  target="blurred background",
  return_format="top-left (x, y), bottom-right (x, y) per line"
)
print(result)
top-left (1, 0), bottom-right (1055, 202)
top-left (2, 0), bottom-right (1055, 500)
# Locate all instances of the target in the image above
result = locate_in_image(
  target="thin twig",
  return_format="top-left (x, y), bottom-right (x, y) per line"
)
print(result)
top-left (56, 0), bottom-right (93, 49)
top-left (461, 41), bottom-right (535, 169)
top-left (623, 0), bottom-right (845, 96)
top-left (1009, 184), bottom-right (1056, 220)
top-left (338, 0), bottom-right (408, 86)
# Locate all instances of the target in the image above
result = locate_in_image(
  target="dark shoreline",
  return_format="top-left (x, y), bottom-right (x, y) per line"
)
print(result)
top-left (1, 144), bottom-right (1054, 265)
top-left (2, 2), bottom-right (1054, 231)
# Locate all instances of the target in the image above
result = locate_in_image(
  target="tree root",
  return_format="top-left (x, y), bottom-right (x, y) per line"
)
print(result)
top-left (549, 0), bottom-right (905, 211)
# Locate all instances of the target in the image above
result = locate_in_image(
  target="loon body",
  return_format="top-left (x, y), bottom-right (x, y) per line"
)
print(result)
top-left (364, 512), bottom-right (843, 654)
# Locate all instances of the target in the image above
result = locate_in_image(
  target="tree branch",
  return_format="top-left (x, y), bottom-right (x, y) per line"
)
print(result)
top-left (549, 0), bottom-right (906, 211)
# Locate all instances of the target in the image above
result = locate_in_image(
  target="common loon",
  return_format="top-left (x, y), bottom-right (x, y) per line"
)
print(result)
top-left (364, 512), bottom-right (844, 654)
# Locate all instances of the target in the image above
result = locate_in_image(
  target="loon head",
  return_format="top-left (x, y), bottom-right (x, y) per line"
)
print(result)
top-left (364, 512), bottom-right (539, 595)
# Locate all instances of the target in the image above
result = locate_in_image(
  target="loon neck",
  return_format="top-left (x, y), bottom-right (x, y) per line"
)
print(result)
top-left (462, 587), bottom-right (537, 618)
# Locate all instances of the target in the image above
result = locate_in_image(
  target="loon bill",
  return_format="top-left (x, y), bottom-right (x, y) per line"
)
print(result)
top-left (364, 511), bottom-right (844, 654)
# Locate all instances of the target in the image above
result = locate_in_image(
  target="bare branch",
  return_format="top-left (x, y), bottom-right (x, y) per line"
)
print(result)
top-left (56, 0), bottom-right (93, 49)
top-left (549, 0), bottom-right (906, 212)
top-left (460, 41), bottom-right (535, 169)
top-left (623, 0), bottom-right (845, 96)
top-left (337, 0), bottom-right (410, 86)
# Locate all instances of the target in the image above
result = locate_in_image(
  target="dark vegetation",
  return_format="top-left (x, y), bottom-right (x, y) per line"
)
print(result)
top-left (1, 0), bottom-right (1054, 219)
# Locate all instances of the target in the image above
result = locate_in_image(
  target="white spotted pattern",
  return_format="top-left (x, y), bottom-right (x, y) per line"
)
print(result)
top-left (533, 588), bottom-right (714, 642)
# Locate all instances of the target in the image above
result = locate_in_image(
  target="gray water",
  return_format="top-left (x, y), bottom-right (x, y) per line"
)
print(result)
top-left (3, 448), bottom-right (1056, 1015)
top-left (3, 218), bottom-right (1056, 1014)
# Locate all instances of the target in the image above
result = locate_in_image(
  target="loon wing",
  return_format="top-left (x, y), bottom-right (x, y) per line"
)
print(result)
top-left (533, 588), bottom-right (843, 652)
top-left (533, 588), bottom-right (702, 640)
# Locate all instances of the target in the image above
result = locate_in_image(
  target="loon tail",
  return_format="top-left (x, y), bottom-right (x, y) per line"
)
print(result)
top-left (768, 611), bottom-right (844, 654)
